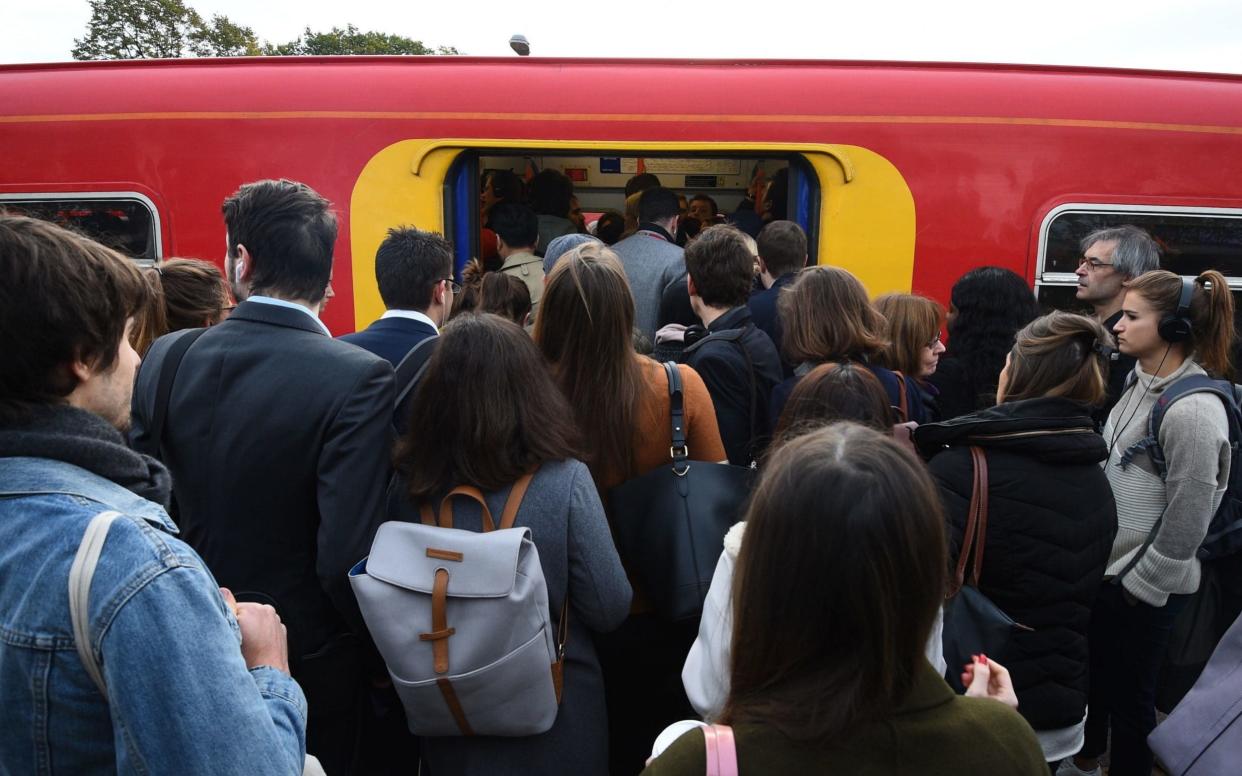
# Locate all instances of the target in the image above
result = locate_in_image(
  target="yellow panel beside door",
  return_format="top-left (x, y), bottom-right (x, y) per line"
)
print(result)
top-left (351, 139), bottom-right (915, 332)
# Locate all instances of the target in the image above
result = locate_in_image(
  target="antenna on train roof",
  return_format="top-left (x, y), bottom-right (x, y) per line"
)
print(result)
top-left (509, 35), bottom-right (531, 56)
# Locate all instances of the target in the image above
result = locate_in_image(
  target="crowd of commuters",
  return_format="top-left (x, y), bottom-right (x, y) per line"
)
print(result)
top-left (1, 172), bottom-right (1236, 776)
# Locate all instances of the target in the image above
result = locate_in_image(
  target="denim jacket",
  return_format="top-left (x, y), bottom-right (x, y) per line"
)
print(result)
top-left (0, 457), bottom-right (307, 775)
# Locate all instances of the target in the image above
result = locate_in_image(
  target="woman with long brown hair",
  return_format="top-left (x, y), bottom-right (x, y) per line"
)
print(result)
top-left (772, 266), bottom-right (928, 424)
top-left (1065, 270), bottom-right (1236, 776)
top-left (388, 313), bottom-right (630, 775)
top-left (916, 311), bottom-right (1118, 769)
top-left (534, 241), bottom-right (725, 774)
top-left (646, 424), bottom-right (1046, 774)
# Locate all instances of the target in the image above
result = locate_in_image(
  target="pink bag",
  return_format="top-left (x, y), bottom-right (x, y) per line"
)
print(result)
top-left (703, 724), bottom-right (738, 776)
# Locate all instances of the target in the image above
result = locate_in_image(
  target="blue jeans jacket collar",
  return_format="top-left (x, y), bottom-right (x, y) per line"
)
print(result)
top-left (0, 457), bottom-right (178, 534)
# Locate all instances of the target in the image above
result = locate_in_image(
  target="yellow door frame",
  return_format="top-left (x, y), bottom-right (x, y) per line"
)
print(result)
top-left (351, 139), bottom-right (915, 332)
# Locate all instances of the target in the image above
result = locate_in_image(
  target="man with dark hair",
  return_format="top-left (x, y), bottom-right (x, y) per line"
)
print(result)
top-left (682, 226), bottom-right (783, 465)
top-left (340, 226), bottom-right (454, 365)
top-left (131, 179), bottom-right (394, 774)
top-left (749, 220), bottom-right (808, 372)
top-left (688, 194), bottom-right (719, 228)
top-left (624, 171), bottom-right (661, 198)
top-left (528, 169), bottom-right (576, 255)
top-left (490, 202), bottom-right (545, 327)
top-left (1074, 224), bottom-right (1162, 424)
top-left (0, 216), bottom-right (307, 772)
top-left (611, 187), bottom-right (687, 338)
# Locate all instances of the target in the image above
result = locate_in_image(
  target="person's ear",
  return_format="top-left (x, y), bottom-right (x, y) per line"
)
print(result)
top-left (686, 275), bottom-right (698, 299)
top-left (68, 354), bottom-right (94, 385)
top-left (233, 244), bottom-right (253, 283)
top-left (756, 256), bottom-right (770, 276)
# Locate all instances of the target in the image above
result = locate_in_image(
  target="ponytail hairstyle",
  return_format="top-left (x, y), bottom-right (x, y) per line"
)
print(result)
top-left (1001, 311), bottom-right (1113, 405)
top-left (1125, 269), bottom-right (1235, 380)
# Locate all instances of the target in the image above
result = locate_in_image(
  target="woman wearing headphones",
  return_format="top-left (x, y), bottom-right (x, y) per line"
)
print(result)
top-left (1063, 270), bottom-right (1234, 776)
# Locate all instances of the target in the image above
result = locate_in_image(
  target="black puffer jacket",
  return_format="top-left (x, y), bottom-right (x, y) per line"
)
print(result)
top-left (915, 397), bottom-right (1117, 731)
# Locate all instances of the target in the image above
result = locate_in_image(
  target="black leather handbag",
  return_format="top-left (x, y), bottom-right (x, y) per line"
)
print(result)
top-left (610, 362), bottom-right (756, 622)
top-left (942, 446), bottom-right (1031, 691)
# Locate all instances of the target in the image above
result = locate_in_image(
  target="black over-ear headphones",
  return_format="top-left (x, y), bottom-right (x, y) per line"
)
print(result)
top-left (1158, 276), bottom-right (1196, 343)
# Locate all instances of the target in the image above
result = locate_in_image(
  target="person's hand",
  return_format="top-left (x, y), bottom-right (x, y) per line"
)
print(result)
top-left (221, 588), bottom-right (291, 674)
top-left (962, 654), bottom-right (1018, 709)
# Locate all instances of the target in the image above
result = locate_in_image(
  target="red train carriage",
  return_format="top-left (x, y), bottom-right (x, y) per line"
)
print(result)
top-left (3, 56), bottom-right (1242, 333)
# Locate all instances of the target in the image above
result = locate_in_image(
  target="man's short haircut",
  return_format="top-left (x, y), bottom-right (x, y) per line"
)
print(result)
top-left (757, 220), bottom-right (808, 277)
top-left (222, 179), bottom-right (337, 302)
top-left (488, 203), bottom-right (539, 249)
top-left (487, 169), bottom-right (525, 204)
top-left (528, 169), bottom-right (573, 218)
top-left (0, 215), bottom-right (148, 420)
top-left (375, 227), bottom-right (453, 311)
top-left (638, 187), bottom-right (681, 224)
top-left (684, 225), bottom-right (756, 309)
top-left (690, 194), bottom-right (719, 217)
top-left (624, 173), bottom-right (661, 198)
top-left (1080, 225), bottom-right (1161, 280)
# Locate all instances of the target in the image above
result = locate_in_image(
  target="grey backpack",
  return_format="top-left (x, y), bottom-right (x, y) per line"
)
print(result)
top-left (349, 472), bottom-right (568, 737)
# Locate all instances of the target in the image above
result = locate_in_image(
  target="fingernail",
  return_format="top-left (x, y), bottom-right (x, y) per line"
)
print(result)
top-left (981, 654), bottom-right (988, 665)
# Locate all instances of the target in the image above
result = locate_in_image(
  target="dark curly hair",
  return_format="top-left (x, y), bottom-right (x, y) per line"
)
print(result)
top-left (944, 266), bottom-right (1039, 410)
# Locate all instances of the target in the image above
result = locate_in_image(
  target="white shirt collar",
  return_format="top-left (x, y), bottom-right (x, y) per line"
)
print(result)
top-left (246, 295), bottom-right (331, 336)
top-left (380, 308), bottom-right (439, 333)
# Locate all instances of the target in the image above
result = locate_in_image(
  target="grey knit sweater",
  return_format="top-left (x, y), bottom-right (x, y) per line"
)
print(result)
top-left (1102, 358), bottom-right (1231, 606)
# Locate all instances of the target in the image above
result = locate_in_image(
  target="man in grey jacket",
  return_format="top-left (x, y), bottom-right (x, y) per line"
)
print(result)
top-left (611, 187), bottom-right (686, 340)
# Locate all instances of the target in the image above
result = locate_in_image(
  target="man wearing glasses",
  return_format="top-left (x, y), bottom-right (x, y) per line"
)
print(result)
top-left (1075, 225), bottom-right (1162, 421)
top-left (340, 226), bottom-right (456, 367)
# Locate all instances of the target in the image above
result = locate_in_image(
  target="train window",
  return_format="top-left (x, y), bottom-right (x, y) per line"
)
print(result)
top-left (0, 193), bottom-right (160, 263)
top-left (445, 151), bottom-right (818, 277)
top-left (1036, 205), bottom-right (1242, 309)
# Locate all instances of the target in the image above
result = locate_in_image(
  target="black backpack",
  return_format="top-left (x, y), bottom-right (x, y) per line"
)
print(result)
top-left (1118, 373), bottom-right (1242, 561)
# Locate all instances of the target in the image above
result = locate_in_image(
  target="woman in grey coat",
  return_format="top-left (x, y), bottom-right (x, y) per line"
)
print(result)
top-left (387, 313), bottom-right (632, 776)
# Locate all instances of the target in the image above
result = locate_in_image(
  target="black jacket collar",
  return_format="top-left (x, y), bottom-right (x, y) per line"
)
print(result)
top-left (914, 396), bottom-right (1106, 464)
top-left (229, 299), bottom-right (327, 336)
top-left (636, 222), bottom-right (676, 243)
top-left (707, 305), bottom-right (754, 333)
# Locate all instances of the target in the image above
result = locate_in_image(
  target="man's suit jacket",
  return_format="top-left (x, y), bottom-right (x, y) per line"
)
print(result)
top-left (338, 314), bottom-right (437, 366)
top-left (130, 300), bottom-right (395, 660)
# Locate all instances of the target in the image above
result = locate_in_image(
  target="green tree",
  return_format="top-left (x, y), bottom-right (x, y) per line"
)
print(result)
top-left (190, 15), bottom-right (261, 57)
top-left (73, 1), bottom-right (458, 60)
top-left (263, 24), bottom-right (459, 56)
top-left (72, 0), bottom-right (203, 60)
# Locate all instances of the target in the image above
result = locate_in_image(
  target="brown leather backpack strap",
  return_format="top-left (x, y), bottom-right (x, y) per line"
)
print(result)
top-left (419, 568), bottom-right (455, 674)
top-left (438, 486), bottom-right (496, 531)
top-left (969, 446), bottom-right (990, 585)
top-left (498, 471), bottom-right (536, 530)
top-left (949, 451), bottom-right (981, 598)
top-left (419, 502), bottom-right (436, 526)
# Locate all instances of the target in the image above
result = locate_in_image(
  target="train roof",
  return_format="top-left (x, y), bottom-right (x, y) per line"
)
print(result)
top-left (5, 56), bottom-right (1242, 131)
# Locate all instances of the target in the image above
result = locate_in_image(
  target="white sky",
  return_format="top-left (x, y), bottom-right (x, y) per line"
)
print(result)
top-left (4, 0), bottom-right (1242, 74)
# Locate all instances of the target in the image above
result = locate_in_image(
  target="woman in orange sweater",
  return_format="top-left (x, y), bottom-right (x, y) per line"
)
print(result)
top-left (536, 241), bottom-right (725, 775)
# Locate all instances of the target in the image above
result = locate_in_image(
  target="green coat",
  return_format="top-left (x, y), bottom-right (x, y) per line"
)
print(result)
top-left (642, 662), bottom-right (1048, 775)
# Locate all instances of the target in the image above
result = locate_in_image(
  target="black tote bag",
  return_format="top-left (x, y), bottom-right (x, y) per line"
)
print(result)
top-left (610, 362), bottom-right (755, 622)
top-left (942, 446), bottom-right (1031, 691)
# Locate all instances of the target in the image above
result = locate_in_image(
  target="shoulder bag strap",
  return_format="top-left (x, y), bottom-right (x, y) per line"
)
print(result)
top-left (141, 327), bottom-right (207, 459)
top-left (68, 510), bottom-right (123, 695)
top-left (948, 446), bottom-right (984, 598)
top-left (393, 335), bottom-right (439, 411)
top-left (968, 446), bottom-right (990, 586)
top-left (498, 471), bottom-right (536, 530)
top-left (703, 724), bottom-right (739, 776)
top-left (664, 362), bottom-right (690, 474)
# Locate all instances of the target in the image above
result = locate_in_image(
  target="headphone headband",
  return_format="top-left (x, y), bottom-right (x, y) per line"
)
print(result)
top-left (1158, 275), bottom-right (1196, 343)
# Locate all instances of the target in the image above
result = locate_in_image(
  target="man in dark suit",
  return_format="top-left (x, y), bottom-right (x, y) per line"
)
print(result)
top-left (339, 226), bottom-right (454, 365)
top-left (748, 220), bottom-right (808, 376)
top-left (131, 179), bottom-right (393, 775)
